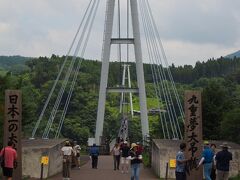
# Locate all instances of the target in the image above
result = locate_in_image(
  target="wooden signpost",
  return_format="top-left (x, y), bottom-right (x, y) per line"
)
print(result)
top-left (184, 91), bottom-right (203, 180)
top-left (4, 90), bottom-right (22, 179)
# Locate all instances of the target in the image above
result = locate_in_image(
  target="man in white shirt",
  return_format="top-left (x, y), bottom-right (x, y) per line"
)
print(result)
top-left (61, 141), bottom-right (73, 180)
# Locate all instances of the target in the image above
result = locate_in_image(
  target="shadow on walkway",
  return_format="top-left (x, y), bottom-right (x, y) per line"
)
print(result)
top-left (50, 155), bottom-right (159, 180)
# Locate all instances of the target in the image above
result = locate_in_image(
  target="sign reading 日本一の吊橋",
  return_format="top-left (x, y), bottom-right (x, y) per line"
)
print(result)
top-left (184, 91), bottom-right (203, 180)
top-left (4, 90), bottom-right (22, 179)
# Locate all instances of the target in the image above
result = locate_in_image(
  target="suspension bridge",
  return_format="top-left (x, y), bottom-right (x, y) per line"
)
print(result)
top-left (26, 0), bottom-right (184, 178)
top-left (31, 0), bottom-right (183, 144)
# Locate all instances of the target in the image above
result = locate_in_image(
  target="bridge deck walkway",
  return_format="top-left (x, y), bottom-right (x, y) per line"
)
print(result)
top-left (51, 155), bottom-right (159, 180)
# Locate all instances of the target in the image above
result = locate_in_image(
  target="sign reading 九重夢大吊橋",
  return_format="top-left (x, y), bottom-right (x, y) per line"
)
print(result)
top-left (184, 91), bottom-right (203, 180)
top-left (4, 90), bottom-right (22, 179)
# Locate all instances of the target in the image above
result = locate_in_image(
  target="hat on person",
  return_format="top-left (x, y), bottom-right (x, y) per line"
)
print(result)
top-left (65, 140), bottom-right (70, 146)
top-left (124, 141), bottom-right (128, 144)
top-left (131, 143), bottom-right (138, 149)
top-left (220, 142), bottom-right (231, 149)
top-left (203, 140), bottom-right (209, 145)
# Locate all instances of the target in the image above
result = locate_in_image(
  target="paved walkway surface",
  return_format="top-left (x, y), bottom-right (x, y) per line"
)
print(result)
top-left (51, 155), bottom-right (159, 180)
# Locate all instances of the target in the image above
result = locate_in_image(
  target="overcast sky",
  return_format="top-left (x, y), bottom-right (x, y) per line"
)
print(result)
top-left (0, 0), bottom-right (240, 66)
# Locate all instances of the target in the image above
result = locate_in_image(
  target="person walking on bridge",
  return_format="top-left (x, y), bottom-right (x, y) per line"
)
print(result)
top-left (175, 142), bottom-right (188, 180)
top-left (215, 142), bottom-right (232, 180)
top-left (73, 141), bottom-right (81, 169)
top-left (129, 143), bottom-right (142, 180)
top-left (61, 140), bottom-right (73, 180)
top-left (111, 143), bottom-right (121, 170)
top-left (120, 141), bottom-right (130, 173)
top-left (197, 141), bottom-right (214, 180)
top-left (89, 143), bottom-right (99, 169)
top-left (210, 143), bottom-right (217, 180)
top-left (0, 141), bottom-right (17, 180)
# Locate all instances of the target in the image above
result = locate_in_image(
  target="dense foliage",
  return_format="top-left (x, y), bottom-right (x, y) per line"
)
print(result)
top-left (170, 57), bottom-right (240, 84)
top-left (0, 56), bottom-right (29, 76)
top-left (0, 55), bottom-right (240, 146)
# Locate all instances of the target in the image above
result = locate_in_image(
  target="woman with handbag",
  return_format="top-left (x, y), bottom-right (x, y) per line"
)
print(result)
top-left (128, 143), bottom-right (142, 180)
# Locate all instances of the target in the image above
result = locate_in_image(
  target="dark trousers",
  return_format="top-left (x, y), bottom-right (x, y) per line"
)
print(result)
top-left (63, 156), bottom-right (71, 178)
top-left (91, 155), bottom-right (98, 168)
top-left (176, 171), bottom-right (186, 180)
top-left (211, 167), bottom-right (216, 180)
top-left (113, 155), bottom-right (120, 170)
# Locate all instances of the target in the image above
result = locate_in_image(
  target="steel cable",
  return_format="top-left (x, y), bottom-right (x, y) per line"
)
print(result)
top-left (145, 0), bottom-right (184, 119)
top-left (31, 0), bottom-right (94, 138)
top-left (55, 0), bottom-right (100, 138)
top-left (144, 0), bottom-right (183, 138)
top-left (139, 0), bottom-right (171, 139)
top-left (43, 0), bottom-right (97, 138)
top-left (140, 0), bottom-right (181, 139)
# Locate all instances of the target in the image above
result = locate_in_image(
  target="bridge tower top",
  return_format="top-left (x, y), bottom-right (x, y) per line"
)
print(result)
top-left (95, 0), bottom-right (149, 145)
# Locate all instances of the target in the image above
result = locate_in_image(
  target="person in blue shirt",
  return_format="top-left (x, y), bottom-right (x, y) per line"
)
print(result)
top-left (197, 141), bottom-right (214, 180)
top-left (176, 142), bottom-right (188, 180)
top-left (89, 143), bottom-right (99, 169)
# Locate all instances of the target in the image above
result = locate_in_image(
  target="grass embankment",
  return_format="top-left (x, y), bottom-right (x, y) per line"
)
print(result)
top-left (230, 175), bottom-right (240, 180)
top-left (0, 69), bottom-right (7, 76)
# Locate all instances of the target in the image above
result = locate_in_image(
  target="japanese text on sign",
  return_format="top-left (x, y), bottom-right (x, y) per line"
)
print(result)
top-left (184, 91), bottom-right (202, 180)
top-left (187, 95), bottom-right (199, 169)
top-left (7, 95), bottom-right (20, 149)
top-left (4, 90), bottom-right (22, 179)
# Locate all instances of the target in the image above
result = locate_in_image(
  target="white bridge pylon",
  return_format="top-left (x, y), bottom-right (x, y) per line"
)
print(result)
top-left (95, 0), bottom-right (149, 145)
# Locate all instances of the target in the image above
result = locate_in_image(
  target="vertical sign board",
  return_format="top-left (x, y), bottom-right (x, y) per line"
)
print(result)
top-left (4, 90), bottom-right (22, 179)
top-left (184, 91), bottom-right (203, 180)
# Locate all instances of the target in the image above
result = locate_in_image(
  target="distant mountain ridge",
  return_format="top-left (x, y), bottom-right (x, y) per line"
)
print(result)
top-left (225, 50), bottom-right (240, 59)
top-left (0, 55), bottom-right (29, 68)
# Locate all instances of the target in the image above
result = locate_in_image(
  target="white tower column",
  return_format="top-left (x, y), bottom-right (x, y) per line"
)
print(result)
top-left (130, 0), bottom-right (149, 138)
top-left (95, 0), bottom-right (115, 145)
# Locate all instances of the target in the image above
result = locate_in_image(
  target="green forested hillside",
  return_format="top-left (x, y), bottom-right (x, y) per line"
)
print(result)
top-left (0, 55), bottom-right (240, 146)
top-left (169, 56), bottom-right (240, 84)
top-left (0, 56), bottom-right (30, 75)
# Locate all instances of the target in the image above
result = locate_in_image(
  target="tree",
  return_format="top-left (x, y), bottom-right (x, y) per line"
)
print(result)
top-left (202, 78), bottom-right (228, 140)
top-left (221, 108), bottom-right (240, 144)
